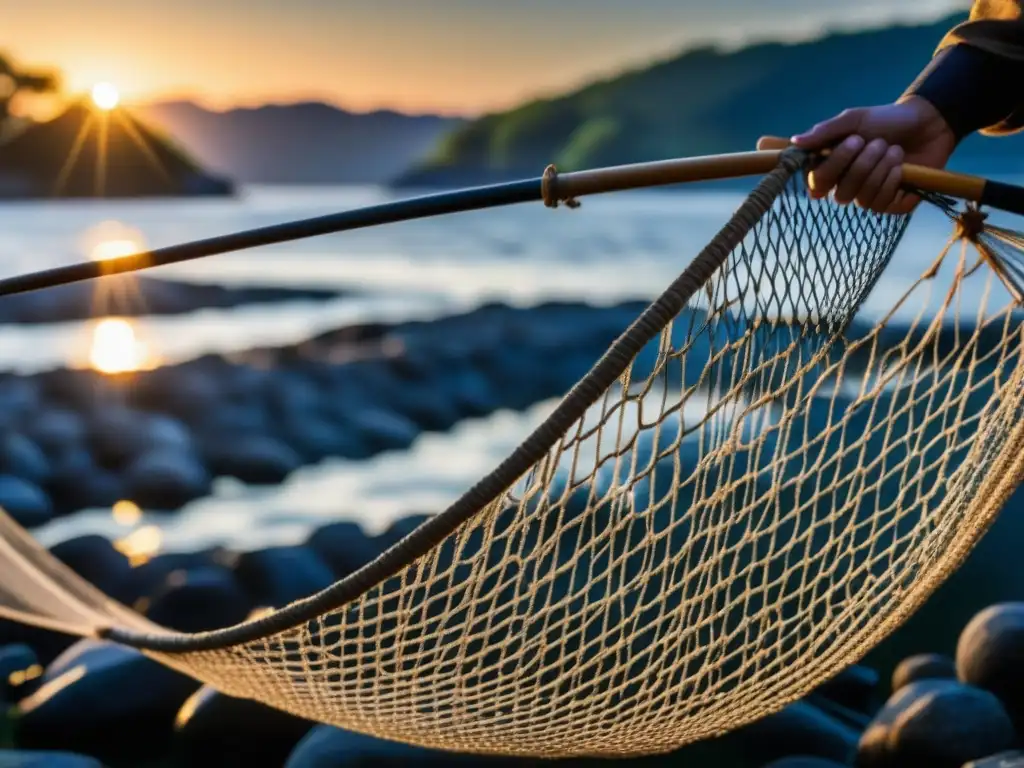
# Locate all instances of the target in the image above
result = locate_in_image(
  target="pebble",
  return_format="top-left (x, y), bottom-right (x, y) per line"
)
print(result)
top-left (963, 752), bottom-right (1024, 767)
top-left (0, 432), bottom-right (50, 486)
top-left (885, 682), bottom-right (1015, 768)
top-left (891, 653), bottom-right (957, 693)
top-left (957, 603), bottom-right (1024, 732)
top-left (122, 447), bottom-right (212, 510)
top-left (200, 435), bottom-right (303, 485)
top-left (233, 545), bottom-right (336, 607)
top-left (0, 751), bottom-right (105, 768)
top-left (735, 701), bottom-right (859, 765)
top-left (48, 535), bottom-right (136, 603)
top-left (0, 644), bottom-right (40, 702)
top-left (811, 664), bottom-right (880, 715)
top-left (44, 448), bottom-right (120, 513)
top-left (21, 410), bottom-right (85, 458)
top-left (284, 725), bottom-right (487, 767)
top-left (144, 567), bottom-right (253, 633)
top-left (857, 680), bottom-right (1013, 768)
top-left (305, 521), bottom-right (380, 578)
top-left (129, 548), bottom-right (236, 599)
top-left (15, 639), bottom-right (199, 760)
top-left (343, 407), bottom-right (419, 454)
top-left (175, 686), bottom-right (314, 767)
top-left (0, 475), bottom-right (52, 528)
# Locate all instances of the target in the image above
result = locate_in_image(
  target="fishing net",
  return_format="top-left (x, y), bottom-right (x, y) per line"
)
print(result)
top-left (2, 148), bottom-right (1024, 758)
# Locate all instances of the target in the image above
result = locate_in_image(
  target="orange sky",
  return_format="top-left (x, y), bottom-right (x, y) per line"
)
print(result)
top-left (5, 0), bottom-right (969, 116)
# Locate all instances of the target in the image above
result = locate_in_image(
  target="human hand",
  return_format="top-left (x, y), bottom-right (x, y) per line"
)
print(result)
top-left (770, 96), bottom-right (957, 214)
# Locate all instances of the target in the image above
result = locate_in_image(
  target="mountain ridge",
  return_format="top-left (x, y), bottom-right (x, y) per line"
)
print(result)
top-left (391, 11), bottom-right (1024, 189)
top-left (133, 99), bottom-right (464, 185)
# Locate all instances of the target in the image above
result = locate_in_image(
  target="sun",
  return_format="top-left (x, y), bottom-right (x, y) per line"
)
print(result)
top-left (91, 82), bottom-right (120, 111)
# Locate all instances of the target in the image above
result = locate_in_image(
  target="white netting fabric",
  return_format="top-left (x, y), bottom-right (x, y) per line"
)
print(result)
top-left (2, 155), bottom-right (1024, 758)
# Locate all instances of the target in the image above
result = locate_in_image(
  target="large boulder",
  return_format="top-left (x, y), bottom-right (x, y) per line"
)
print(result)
top-left (15, 639), bottom-right (199, 760)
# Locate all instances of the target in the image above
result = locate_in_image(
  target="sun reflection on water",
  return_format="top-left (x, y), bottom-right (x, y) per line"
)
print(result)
top-left (88, 317), bottom-right (157, 374)
top-left (114, 525), bottom-right (163, 567)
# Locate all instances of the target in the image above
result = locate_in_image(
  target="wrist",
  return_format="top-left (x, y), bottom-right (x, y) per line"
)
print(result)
top-left (896, 94), bottom-right (957, 147)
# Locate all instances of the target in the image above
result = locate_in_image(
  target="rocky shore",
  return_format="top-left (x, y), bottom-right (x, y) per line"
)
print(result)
top-left (0, 299), bottom-right (648, 526)
top-left (2, 507), bottom-right (1024, 768)
top-left (0, 275), bottom-right (343, 325)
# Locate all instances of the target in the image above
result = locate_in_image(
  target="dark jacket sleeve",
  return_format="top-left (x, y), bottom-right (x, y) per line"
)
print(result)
top-left (903, 0), bottom-right (1024, 139)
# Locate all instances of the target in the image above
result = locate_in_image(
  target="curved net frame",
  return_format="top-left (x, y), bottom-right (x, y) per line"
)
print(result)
top-left (2, 150), bottom-right (1024, 758)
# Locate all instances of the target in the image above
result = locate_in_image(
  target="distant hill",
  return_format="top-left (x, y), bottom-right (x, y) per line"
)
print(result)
top-left (134, 100), bottom-right (464, 185)
top-left (0, 101), bottom-right (233, 199)
top-left (393, 12), bottom-right (1024, 189)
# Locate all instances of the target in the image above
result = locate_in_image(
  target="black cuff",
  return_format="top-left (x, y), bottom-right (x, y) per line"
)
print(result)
top-left (904, 43), bottom-right (1024, 142)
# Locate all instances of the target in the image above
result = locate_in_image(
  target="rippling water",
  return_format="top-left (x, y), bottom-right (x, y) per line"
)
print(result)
top-left (4, 181), bottom-right (1021, 552)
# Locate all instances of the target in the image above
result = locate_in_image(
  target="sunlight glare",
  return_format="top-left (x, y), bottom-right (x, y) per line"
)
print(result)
top-left (89, 318), bottom-right (154, 374)
top-left (114, 525), bottom-right (163, 567)
top-left (91, 82), bottom-right (120, 111)
top-left (90, 238), bottom-right (139, 262)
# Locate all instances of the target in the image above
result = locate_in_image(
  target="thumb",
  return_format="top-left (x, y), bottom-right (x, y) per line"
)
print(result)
top-left (791, 108), bottom-right (865, 149)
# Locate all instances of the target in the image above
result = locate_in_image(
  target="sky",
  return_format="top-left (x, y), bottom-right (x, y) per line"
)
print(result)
top-left (4, 0), bottom-right (971, 116)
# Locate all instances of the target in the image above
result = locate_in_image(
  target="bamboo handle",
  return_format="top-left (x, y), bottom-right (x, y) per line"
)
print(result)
top-left (756, 135), bottom-right (986, 202)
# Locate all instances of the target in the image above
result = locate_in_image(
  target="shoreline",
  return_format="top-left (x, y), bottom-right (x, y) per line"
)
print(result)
top-left (0, 298), bottom-right (650, 527)
top-left (0, 274), bottom-right (344, 325)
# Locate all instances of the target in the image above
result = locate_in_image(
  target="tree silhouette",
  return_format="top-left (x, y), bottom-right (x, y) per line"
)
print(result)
top-left (0, 51), bottom-right (60, 138)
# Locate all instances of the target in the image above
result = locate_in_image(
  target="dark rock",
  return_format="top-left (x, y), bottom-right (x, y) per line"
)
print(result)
top-left (86, 406), bottom-right (194, 470)
top-left (305, 521), bottom-right (380, 577)
top-left (201, 435), bottom-right (302, 485)
top-left (344, 407), bottom-right (419, 454)
top-left (130, 548), bottom-right (236, 599)
top-left (857, 679), bottom-right (1010, 768)
top-left (891, 653), bottom-right (957, 692)
top-left (34, 369), bottom-right (105, 411)
top-left (958, 603), bottom-right (1024, 732)
top-left (377, 513), bottom-right (433, 550)
top-left (278, 416), bottom-right (368, 463)
top-left (884, 682), bottom-right (1014, 768)
top-left (445, 361), bottom-right (501, 417)
top-left (15, 639), bottom-right (199, 759)
top-left (21, 409), bottom-right (85, 458)
top-left (284, 725), bottom-right (485, 767)
top-left (199, 405), bottom-right (273, 438)
top-left (0, 619), bottom-right (75, 669)
top-left (963, 751), bottom-right (1024, 767)
top-left (129, 366), bottom-right (223, 424)
top-left (49, 535), bottom-right (134, 603)
top-left (857, 680), bottom-right (961, 768)
top-left (0, 644), bottom-right (39, 702)
top-left (0, 751), bottom-right (104, 767)
top-left (45, 449), bottom-right (123, 513)
top-left (145, 567), bottom-right (253, 633)
top-left (175, 685), bottom-right (313, 767)
top-left (812, 663), bottom-right (880, 714)
top-left (233, 546), bottom-right (336, 607)
top-left (0, 433), bottom-right (49, 486)
top-left (122, 448), bottom-right (212, 510)
top-left (85, 406), bottom-right (153, 469)
top-left (0, 378), bottom-right (40, 420)
top-left (145, 414), bottom-right (195, 452)
top-left (0, 476), bottom-right (52, 528)
top-left (735, 701), bottom-right (858, 765)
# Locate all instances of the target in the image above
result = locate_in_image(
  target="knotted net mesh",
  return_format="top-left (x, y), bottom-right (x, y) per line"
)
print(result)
top-left (2, 151), bottom-right (1024, 758)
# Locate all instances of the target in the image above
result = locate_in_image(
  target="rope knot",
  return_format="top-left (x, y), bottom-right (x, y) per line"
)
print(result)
top-left (955, 205), bottom-right (988, 243)
top-left (542, 165), bottom-right (580, 210)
